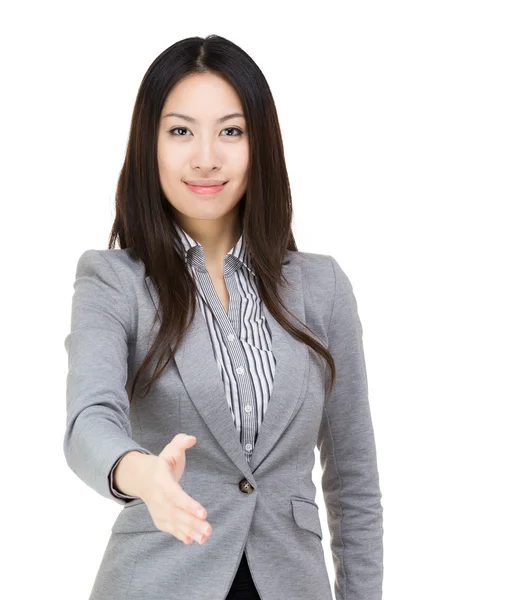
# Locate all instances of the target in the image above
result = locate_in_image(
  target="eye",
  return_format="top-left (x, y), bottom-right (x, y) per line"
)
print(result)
top-left (167, 126), bottom-right (244, 137)
top-left (168, 126), bottom-right (189, 136)
top-left (222, 127), bottom-right (244, 136)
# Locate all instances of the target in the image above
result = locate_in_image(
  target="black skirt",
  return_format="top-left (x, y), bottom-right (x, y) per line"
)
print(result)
top-left (225, 551), bottom-right (262, 600)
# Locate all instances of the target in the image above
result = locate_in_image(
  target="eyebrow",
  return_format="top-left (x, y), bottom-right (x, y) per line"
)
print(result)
top-left (162, 112), bottom-right (245, 124)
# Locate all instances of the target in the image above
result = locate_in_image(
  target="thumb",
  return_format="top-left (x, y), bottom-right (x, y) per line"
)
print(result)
top-left (158, 433), bottom-right (196, 480)
top-left (176, 433), bottom-right (197, 446)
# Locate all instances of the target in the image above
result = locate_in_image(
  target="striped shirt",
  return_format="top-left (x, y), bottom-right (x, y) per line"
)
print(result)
top-left (109, 222), bottom-right (276, 499)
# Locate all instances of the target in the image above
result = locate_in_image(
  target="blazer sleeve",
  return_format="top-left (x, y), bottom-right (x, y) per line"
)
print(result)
top-left (108, 450), bottom-right (149, 500)
top-left (317, 255), bottom-right (384, 600)
top-left (63, 249), bottom-right (154, 506)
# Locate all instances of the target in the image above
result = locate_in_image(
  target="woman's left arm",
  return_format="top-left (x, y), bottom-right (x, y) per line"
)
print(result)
top-left (317, 255), bottom-right (384, 600)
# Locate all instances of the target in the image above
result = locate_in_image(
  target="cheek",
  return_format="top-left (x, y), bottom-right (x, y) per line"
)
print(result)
top-left (158, 139), bottom-right (183, 167)
top-left (157, 148), bottom-right (169, 177)
top-left (228, 148), bottom-right (249, 176)
top-left (157, 160), bottom-right (170, 189)
top-left (158, 152), bottom-right (183, 182)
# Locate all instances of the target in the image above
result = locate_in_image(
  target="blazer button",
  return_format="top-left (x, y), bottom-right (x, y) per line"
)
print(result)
top-left (239, 477), bottom-right (254, 494)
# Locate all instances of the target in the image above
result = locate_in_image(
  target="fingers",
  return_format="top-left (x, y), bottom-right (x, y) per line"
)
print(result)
top-left (163, 504), bottom-right (213, 545)
top-left (151, 487), bottom-right (212, 544)
top-left (170, 478), bottom-right (207, 520)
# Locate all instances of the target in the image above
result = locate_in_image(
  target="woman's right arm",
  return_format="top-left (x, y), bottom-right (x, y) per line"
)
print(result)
top-left (63, 250), bottom-right (213, 544)
top-left (63, 249), bottom-right (154, 506)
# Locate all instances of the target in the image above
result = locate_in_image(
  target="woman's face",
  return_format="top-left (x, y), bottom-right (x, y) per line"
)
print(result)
top-left (157, 72), bottom-right (249, 222)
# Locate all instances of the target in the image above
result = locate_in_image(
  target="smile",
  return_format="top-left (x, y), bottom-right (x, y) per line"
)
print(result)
top-left (184, 182), bottom-right (227, 195)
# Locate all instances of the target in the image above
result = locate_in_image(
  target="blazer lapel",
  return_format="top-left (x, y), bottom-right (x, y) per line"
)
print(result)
top-left (144, 258), bottom-right (309, 481)
top-left (248, 263), bottom-right (309, 473)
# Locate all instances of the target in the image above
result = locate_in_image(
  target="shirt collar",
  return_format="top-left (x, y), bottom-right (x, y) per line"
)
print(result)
top-left (173, 220), bottom-right (256, 277)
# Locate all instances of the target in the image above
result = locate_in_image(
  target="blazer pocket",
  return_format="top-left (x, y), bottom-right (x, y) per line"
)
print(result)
top-left (111, 500), bottom-right (159, 534)
top-left (290, 496), bottom-right (323, 540)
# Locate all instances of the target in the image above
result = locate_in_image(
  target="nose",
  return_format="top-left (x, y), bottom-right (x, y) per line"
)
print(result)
top-left (190, 135), bottom-right (222, 171)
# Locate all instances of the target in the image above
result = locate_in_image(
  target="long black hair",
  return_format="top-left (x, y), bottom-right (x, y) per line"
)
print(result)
top-left (107, 34), bottom-right (336, 404)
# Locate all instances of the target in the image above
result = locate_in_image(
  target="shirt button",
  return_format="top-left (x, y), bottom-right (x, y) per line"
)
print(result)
top-left (236, 366), bottom-right (244, 374)
top-left (245, 443), bottom-right (253, 451)
top-left (227, 333), bottom-right (235, 341)
top-left (244, 405), bottom-right (252, 413)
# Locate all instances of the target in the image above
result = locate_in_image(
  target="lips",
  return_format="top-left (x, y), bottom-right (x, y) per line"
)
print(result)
top-left (188, 184), bottom-right (225, 188)
top-left (184, 181), bottom-right (227, 195)
top-left (184, 180), bottom-right (228, 186)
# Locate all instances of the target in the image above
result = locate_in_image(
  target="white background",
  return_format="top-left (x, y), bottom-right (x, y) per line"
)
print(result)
top-left (2, 1), bottom-right (520, 598)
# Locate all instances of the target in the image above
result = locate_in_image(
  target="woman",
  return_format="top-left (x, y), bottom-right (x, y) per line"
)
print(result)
top-left (63, 34), bottom-right (384, 600)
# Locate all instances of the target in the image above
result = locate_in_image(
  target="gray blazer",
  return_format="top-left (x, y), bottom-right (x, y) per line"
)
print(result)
top-left (63, 248), bottom-right (383, 600)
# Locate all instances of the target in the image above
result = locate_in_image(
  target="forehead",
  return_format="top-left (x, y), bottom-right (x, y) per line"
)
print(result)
top-left (162, 73), bottom-right (243, 116)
